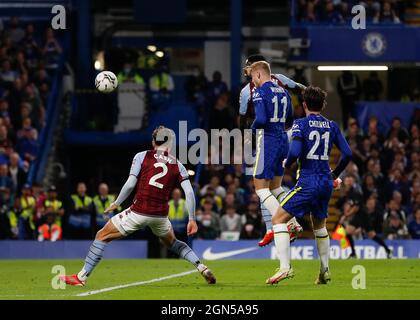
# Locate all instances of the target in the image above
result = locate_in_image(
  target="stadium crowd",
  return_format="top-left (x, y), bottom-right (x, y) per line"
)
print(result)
top-left (295, 0), bottom-right (408, 24)
top-left (0, 17), bottom-right (62, 240)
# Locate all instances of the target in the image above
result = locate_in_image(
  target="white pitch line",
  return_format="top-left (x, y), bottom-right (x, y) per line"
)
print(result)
top-left (76, 269), bottom-right (196, 297)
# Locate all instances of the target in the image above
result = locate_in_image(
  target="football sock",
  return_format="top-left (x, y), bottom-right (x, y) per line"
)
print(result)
top-left (347, 234), bottom-right (356, 256)
top-left (170, 240), bottom-right (201, 268)
top-left (78, 240), bottom-right (107, 281)
top-left (270, 186), bottom-right (286, 201)
top-left (269, 187), bottom-right (302, 231)
top-left (255, 188), bottom-right (279, 217)
top-left (261, 203), bottom-right (273, 231)
top-left (373, 235), bottom-right (390, 253)
top-left (314, 227), bottom-right (330, 272)
top-left (273, 223), bottom-right (290, 270)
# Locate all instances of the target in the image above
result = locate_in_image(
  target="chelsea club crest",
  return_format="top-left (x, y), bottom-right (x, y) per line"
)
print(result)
top-left (362, 32), bottom-right (387, 57)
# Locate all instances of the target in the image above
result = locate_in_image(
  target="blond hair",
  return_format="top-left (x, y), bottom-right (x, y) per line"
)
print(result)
top-left (250, 61), bottom-right (271, 76)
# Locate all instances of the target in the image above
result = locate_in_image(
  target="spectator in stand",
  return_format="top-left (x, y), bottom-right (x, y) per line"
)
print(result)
top-left (0, 125), bottom-right (13, 164)
top-left (379, 0), bottom-right (401, 23)
top-left (20, 24), bottom-right (40, 71)
top-left (220, 204), bottom-right (242, 233)
top-left (208, 93), bottom-right (235, 131)
top-left (68, 182), bottom-right (94, 239)
top-left (0, 98), bottom-right (10, 119)
top-left (0, 59), bottom-right (19, 87)
top-left (408, 208), bottom-right (420, 239)
top-left (42, 28), bottom-right (62, 73)
top-left (0, 164), bottom-right (15, 195)
top-left (200, 175), bottom-right (226, 199)
top-left (5, 189), bottom-right (18, 238)
top-left (16, 117), bottom-right (38, 162)
top-left (117, 62), bottom-right (145, 85)
top-left (8, 152), bottom-right (27, 193)
top-left (199, 185), bottom-right (223, 212)
top-left (383, 211), bottom-right (409, 239)
top-left (196, 199), bottom-right (220, 239)
top-left (93, 183), bottom-right (118, 230)
top-left (0, 188), bottom-right (14, 239)
top-left (386, 117), bottom-right (410, 145)
top-left (322, 1), bottom-right (344, 24)
top-left (149, 63), bottom-right (175, 109)
top-left (363, 72), bottom-right (383, 101)
top-left (208, 71), bottom-right (228, 104)
top-left (17, 184), bottom-right (36, 240)
top-left (240, 194), bottom-right (263, 239)
top-left (361, 0), bottom-right (381, 22)
top-left (7, 78), bottom-right (24, 125)
top-left (167, 188), bottom-right (189, 243)
top-left (5, 17), bottom-right (25, 44)
top-left (365, 116), bottom-right (384, 147)
top-left (38, 187), bottom-right (64, 242)
top-left (22, 84), bottom-right (45, 129)
top-left (383, 168), bottom-right (410, 205)
top-left (336, 174), bottom-right (363, 211)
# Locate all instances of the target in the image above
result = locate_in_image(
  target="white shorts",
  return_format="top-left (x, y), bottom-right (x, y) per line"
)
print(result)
top-left (110, 208), bottom-right (172, 237)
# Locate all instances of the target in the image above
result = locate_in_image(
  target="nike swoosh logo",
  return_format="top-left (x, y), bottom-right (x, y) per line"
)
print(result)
top-left (202, 247), bottom-right (259, 260)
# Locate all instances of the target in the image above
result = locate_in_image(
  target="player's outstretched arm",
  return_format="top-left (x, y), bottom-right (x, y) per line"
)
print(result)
top-left (332, 126), bottom-right (352, 179)
top-left (181, 179), bottom-right (198, 235)
top-left (274, 73), bottom-right (306, 93)
top-left (105, 175), bottom-right (138, 213)
top-left (239, 84), bottom-right (251, 116)
top-left (105, 152), bottom-right (145, 213)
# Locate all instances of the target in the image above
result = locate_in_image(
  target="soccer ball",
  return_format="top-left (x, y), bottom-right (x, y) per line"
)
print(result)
top-left (95, 71), bottom-right (118, 93)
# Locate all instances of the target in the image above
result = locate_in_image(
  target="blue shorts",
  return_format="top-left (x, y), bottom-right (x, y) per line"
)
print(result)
top-left (280, 175), bottom-right (333, 220)
top-left (253, 133), bottom-right (288, 180)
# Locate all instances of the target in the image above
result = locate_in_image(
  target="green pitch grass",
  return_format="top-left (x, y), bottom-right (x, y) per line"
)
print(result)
top-left (0, 259), bottom-right (419, 300)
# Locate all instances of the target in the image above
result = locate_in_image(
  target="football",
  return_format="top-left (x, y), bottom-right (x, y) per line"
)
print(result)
top-left (95, 70), bottom-right (118, 93)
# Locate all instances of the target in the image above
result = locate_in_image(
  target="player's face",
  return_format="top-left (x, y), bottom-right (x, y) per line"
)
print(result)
top-left (251, 70), bottom-right (261, 87)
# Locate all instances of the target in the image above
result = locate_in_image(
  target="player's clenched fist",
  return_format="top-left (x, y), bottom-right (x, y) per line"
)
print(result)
top-left (187, 220), bottom-right (198, 236)
top-left (333, 177), bottom-right (342, 190)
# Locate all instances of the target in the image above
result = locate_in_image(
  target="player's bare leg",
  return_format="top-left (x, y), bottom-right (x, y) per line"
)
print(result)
top-left (160, 228), bottom-right (216, 284)
top-left (266, 207), bottom-right (294, 284)
top-left (311, 216), bottom-right (331, 284)
top-left (269, 176), bottom-right (303, 243)
top-left (60, 220), bottom-right (123, 286)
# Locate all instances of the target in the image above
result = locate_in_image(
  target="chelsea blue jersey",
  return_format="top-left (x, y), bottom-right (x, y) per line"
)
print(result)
top-left (251, 81), bottom-right (292, 137)
top-left (289, 114), bottom-right (351, 177)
